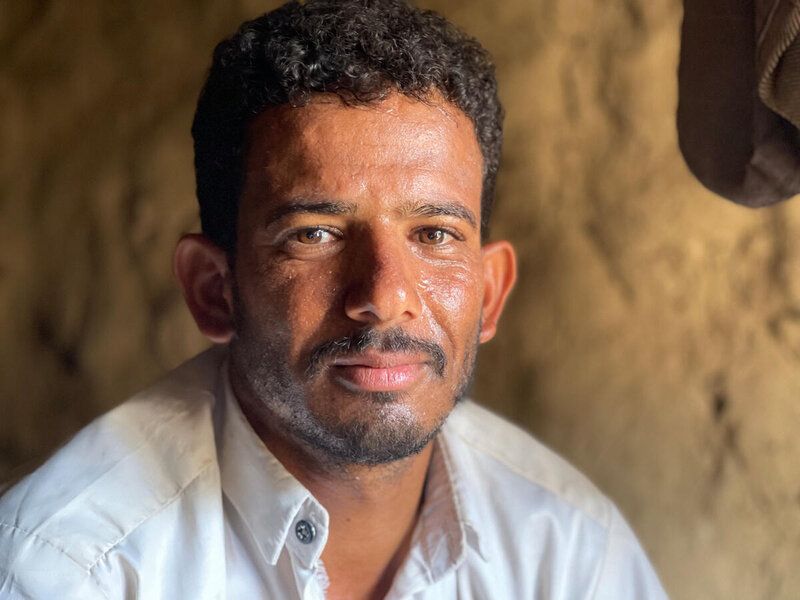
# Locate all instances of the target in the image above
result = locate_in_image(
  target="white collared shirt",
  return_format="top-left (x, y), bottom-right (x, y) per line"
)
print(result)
top-left (0, 347), bottom-right (667, 599)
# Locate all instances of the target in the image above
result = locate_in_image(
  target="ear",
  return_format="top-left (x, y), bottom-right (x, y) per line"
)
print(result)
top-left (479, 240), bottom-right (517, 343)
top-left (173, 233), bottom-right (235, 344)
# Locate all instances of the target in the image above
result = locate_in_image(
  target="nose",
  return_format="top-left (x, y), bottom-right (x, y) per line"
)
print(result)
top-left (344, 233), bottom-right (422, 327)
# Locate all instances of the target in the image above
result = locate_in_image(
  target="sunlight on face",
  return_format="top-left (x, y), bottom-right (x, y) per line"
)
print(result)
top-left (229, 93), bottom-right (486, 466)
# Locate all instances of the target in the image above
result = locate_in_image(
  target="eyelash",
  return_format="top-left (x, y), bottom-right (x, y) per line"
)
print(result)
top-left (414, 225), bottom-right (464, 245)
top-left (282, 226), bottom-right (342, 245)
top-left (278, 224), bottom-right (465, 250)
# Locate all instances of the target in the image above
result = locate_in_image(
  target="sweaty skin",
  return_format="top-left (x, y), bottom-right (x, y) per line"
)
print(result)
top-left (230, 94), bottom-right (487, 470)
top-left (174, 92), bottom-right (516, 600)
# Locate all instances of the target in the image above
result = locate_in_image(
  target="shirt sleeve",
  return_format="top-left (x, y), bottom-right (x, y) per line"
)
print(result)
top-left (588, 508), bottom-right (669, 600)
top-left (0, 524), bottom-right (108, 600)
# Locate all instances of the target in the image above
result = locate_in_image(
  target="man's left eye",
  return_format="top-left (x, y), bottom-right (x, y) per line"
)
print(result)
top-left (295, 228), bottom-right (335, 244)
top-left (417, 228), bottom-right (453, 245)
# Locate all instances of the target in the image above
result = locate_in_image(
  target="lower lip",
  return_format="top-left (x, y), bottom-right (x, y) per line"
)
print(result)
top-left (331, 363), bottom-right (426, 392)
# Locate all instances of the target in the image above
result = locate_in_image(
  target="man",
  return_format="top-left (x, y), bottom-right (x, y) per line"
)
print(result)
top-left (0, 1), bottom-right (667, 598)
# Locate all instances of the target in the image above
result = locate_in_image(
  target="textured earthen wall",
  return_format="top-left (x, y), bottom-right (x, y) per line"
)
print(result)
top-left (2, 1), bottom-right (799, 598)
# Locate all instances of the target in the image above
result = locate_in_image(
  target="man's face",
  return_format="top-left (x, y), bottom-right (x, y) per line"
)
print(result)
top-left (229, 93), bottom-right (486, 466)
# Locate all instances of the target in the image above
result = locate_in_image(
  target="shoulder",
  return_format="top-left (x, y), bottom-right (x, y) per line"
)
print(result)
top-left (443, 399), bottom-right (613, 526)
top-left (0, 347), bottom-right (226, 581)
top-left (442, 401), bottom-right (668, 598)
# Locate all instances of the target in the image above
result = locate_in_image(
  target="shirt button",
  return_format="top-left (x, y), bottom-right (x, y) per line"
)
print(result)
top-left (295, 519), bottom-right (316, 544)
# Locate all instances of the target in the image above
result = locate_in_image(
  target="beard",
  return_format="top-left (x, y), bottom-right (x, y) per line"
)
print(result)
top-left (228, 296), bottom-right (479, 467)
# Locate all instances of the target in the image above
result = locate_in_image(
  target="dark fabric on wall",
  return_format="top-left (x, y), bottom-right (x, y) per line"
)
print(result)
top-left (678, 0), bottom-right (800, 207)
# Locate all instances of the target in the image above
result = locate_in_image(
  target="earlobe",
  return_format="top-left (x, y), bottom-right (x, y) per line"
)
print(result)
top-left (479, 240), bottom-right (517, 343)
top-left (173, 234), bottom-right (235, 344)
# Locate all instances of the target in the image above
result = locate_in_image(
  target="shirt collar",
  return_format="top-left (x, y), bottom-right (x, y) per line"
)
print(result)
top-left (213, 358), bottom-right (488, 576)
top-left (402, 409), bottom-right (491, 582)
top-left (433, 416), bottom-right (492, 564)
top-left (214, 358), bottom-right (328, 566)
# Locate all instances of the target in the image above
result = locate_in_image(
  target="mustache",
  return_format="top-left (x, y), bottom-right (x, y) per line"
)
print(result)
top-left (306, 328), bottom-right (446, 379)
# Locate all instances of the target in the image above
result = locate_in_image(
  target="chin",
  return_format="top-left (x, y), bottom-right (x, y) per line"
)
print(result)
top-left (296, 390), bottom-right (451, 466)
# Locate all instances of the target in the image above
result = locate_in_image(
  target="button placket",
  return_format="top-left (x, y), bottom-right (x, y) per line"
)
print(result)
top-left (295, 519), bottom-right (316, 544)
top-left (290, 501), bottom-right (329, 571)
top-left (287, 503), bottom-right (330, 600)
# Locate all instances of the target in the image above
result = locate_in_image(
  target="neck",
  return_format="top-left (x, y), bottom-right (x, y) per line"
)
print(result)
top-left (294, 445), bottom-right (432, 600)
top-left (231, 375), bottom-right (433, 600)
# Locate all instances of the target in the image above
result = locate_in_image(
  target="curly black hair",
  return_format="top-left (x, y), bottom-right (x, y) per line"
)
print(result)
top-left (192, 0), bottom-right (503, 253)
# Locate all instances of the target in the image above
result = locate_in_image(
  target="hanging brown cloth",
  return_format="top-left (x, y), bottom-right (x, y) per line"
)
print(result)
top-left (678, 0), bottom-right (800, 206)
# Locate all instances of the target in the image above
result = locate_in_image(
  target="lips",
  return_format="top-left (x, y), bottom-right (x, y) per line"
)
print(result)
top-left (329, 351), bottom-right (428, 392)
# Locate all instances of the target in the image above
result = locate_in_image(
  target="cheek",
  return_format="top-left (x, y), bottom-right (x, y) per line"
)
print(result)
top-left (419, 261), bottom-right (484, 339)
top-left (238, 257), bottom-right (344, 338)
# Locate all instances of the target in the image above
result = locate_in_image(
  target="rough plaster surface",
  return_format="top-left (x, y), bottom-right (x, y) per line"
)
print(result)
top-left (2, 1), bottom-right (799, 598)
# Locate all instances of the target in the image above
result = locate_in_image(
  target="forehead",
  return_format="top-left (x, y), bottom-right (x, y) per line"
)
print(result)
top-left (241, 93), bottom-right (483, 212)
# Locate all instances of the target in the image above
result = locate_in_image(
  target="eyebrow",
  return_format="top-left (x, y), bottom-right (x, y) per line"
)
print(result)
top-left (263, 198), bottom-right (478, 230)
top-left (404, 201), bottom-right (478, 230)
top-left (264, 200), bottom-right (358, 226)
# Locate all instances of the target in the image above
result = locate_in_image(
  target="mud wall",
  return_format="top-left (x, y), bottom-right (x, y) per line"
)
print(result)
top-left (2, 1), bottom-right (799, 598)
